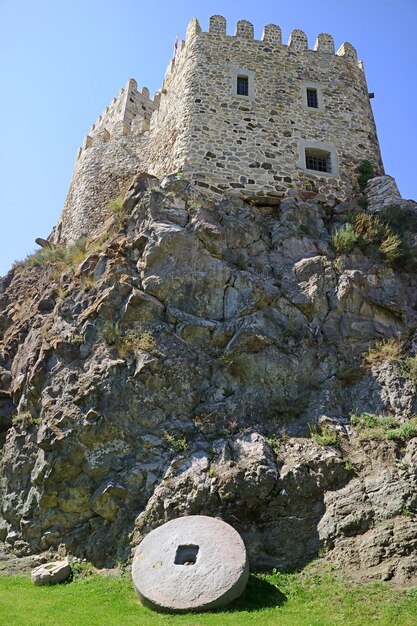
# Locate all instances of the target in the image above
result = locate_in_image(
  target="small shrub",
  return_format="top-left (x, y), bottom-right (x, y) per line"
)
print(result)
top-left (81, 275), bottom-right (95, 291)
top-left (401, 355), bottom-right (417, 383)
top-left (309, 423), bottom-right (340, 447)
top-left (379, 233), bottom-right (402, 262)
top-left (350, 412), bottom-right (398, 430)
top-left (357, 160), bottom-right (375, 190)
top-left (163, 432), bottom-right (188, 451)
top-left (399, 505), bottom-right (415, 517)
top-left (235, 253), bottom-right (247, 270)
top-left (299, 223), bottom-right (310, 235)
top-left (380, 204), bottom-right (417, 237)
top-left (118, 330), bottom-right (157, 357)
top-left (331, 223), bottom-right (358, 253)
top-left (354, 213), bottom-right (386, 246)
top-left (343, 459), bottom-right (354, 472)
top-left (12, 412), bottom-right (40, 427)
top-left (363, 337), bottom-right (402, 366)
top-left (98, 320), bottom-right (121, 346)
top-left (71, 560), bottom-right (96, 579)
top-left (209, 465), bottom-right (217, 478)
top-left (386, 423), bottom-right (417, 441)
top-left (107, 197), bottom-right (125, 215)
top-left (266, 435), bottom-right (281, 456)
top-left (350, 412), bottom-right (417, 442)
top-left (24, 238), bottom-right (89, 271)
top-left (99, 323), bottom-right (157, 357)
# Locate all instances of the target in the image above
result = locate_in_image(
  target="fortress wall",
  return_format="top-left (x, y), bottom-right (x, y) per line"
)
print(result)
top-left (53, 14), bottom-right (386, 244)
top-left (147, 18), bottom-right (204, 178)
top-left (54, 79), bottom-right (157, 244)
top-left (54, 133), bottom-right (148, 244)
top-left (150, 16), bottom-right (383, 199)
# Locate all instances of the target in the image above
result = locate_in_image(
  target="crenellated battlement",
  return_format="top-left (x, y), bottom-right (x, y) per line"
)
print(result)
top-left (76, 78), bottom-right (157, 160)
top-left (54, 13), bottom-right (384, 245)
top-left (204, 15), bottom-right (358, 62)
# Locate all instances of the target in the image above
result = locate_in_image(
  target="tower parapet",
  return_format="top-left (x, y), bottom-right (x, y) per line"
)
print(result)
top-left (54, 14), bottom-right (384, 244)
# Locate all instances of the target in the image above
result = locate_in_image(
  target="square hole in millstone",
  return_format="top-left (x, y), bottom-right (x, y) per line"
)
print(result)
top-left (174, 545), bottom-right (199, 566)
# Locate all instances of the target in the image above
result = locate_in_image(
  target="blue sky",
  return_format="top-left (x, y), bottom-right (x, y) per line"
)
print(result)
top-left (1, 0), bottom-right (416, 276)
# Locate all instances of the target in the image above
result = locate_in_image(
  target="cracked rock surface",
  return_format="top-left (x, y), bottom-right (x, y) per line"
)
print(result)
top-left (1, 175), bottom-right (417, 585)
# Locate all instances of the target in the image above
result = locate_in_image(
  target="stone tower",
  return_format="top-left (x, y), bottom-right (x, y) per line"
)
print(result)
top-left (53, 15), bottom-right (384, 244)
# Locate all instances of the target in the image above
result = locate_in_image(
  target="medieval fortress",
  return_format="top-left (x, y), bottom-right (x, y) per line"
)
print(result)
top-left (54, 15), bottom-right (400, 245)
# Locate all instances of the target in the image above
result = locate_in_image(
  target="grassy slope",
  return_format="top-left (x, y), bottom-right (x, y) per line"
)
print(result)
top-left (0, 571), bottom-right (416, 626)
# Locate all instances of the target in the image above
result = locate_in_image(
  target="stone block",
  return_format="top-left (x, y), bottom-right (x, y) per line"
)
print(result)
top-left (31, 559), bottom-right (71, 586)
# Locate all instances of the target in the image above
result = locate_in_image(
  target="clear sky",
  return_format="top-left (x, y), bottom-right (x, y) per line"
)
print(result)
top-left (1, 0), bottom-right (416, 276)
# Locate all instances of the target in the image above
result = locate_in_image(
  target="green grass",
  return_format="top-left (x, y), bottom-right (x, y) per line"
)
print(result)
top-left (350, 412), bottom-right (417, 442)
top-left (1, 570), bottom-right (416, 626)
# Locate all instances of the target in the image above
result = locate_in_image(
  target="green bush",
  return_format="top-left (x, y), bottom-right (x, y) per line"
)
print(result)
top-left (309, 423), bottom-right (340, 447)
top-left (333, 208), bottom-right (417, 269)
top-left (379, 204), bottom-right (417, 237)
top-left (350, 412), bottom-right (398, 430)
top-left (163, 432), bottom-right (188, 451)
top-left (363, 337), bottom-right (402, 365)
top-left (98, 322), bottom-right (157, 357)
top-left (331, 223), bottom-right (358, 253)
top-left (380, 233), bottom-right (402, 262)
top-left (350, 412), bottom-right (417, 442)
top-left (11, 411), bottom-right (40, 427)
top-left (401, 355), bottom-right (417, 383)
top-left (107, 197), bottom-right (125, 214)
top-left (266, 435), bottom-right (281, 456)
top-left (354, 212), bottom-right (386, 245)
top-left (98, 320), bottom-right (121, 346)
top-left (386, 423), bottom-right (417, 441)
top-left (357, 159), bottom-right (375, 190)
top-left (235, 253), bottom-right (247, 270)
top-left (24, 238), bottom-right (89, 270)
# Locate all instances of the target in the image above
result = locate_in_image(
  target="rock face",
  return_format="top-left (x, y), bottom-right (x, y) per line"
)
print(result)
top-left (1, 176), bottom-right (417, 585)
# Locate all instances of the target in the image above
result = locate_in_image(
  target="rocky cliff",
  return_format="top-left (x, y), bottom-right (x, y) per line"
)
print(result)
top-left (1, 174), bottom-right (417, 585)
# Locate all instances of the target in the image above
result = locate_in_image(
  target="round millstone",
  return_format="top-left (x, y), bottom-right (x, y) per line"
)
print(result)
top-left (131, 515), bottom-right (249, 612)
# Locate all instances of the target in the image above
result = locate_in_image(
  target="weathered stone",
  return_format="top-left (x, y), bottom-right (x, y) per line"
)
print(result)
top-left (51, 15), bottom-right (384, 246)
top-left (31, 559), bottom-right (71, 585)
top-left (2, 170), bottom-right (417, 585)
top-left (132, 516), bottom-right (249, 612)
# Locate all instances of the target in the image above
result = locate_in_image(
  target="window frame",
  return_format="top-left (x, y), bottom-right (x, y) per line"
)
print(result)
top-left (306, 88), bottom-right (319, 109)
top-left (236, 75), bottom-right (249, 96)
top-left (231, 67), bottom-right (255, 98)
top-left (301, 81), bottom-right (324, 111)
top-left (297, 140), bottom-right (340, 178)
top-left (305, 148), bottom-right (331, 173)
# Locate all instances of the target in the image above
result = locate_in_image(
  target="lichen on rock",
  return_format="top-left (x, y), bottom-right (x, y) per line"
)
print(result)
top-left (1, 176), bottom-right (417, 585)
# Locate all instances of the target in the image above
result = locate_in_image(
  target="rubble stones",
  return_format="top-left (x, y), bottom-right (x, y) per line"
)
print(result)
top-left (31, 559), bottom-right (71, 585)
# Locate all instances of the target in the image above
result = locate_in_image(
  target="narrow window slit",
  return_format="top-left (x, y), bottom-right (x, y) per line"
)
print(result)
top-left (237, 76), bottom-right (249, 96)
top-left (306, 88), bottom-right (318, 108)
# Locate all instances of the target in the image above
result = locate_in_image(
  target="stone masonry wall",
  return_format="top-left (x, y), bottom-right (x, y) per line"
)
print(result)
top-left (148, 16), bottom-right (383, 200)
top-left (53, 79), bottom-right (156, 244)
top-left (54, 15), bottom-right (385, 244)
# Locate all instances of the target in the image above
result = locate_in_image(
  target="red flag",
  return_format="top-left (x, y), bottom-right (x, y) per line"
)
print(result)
top-left (173, 34), bottom-right (178, 60)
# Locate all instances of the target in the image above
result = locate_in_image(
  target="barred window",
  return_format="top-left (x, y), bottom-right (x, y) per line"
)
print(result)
top-left (237, 75), bottom-right (249, 96)
top-left (305, 148), bottom-right (331, 173)
top-left (306, 88), bottom-right (318, 108)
